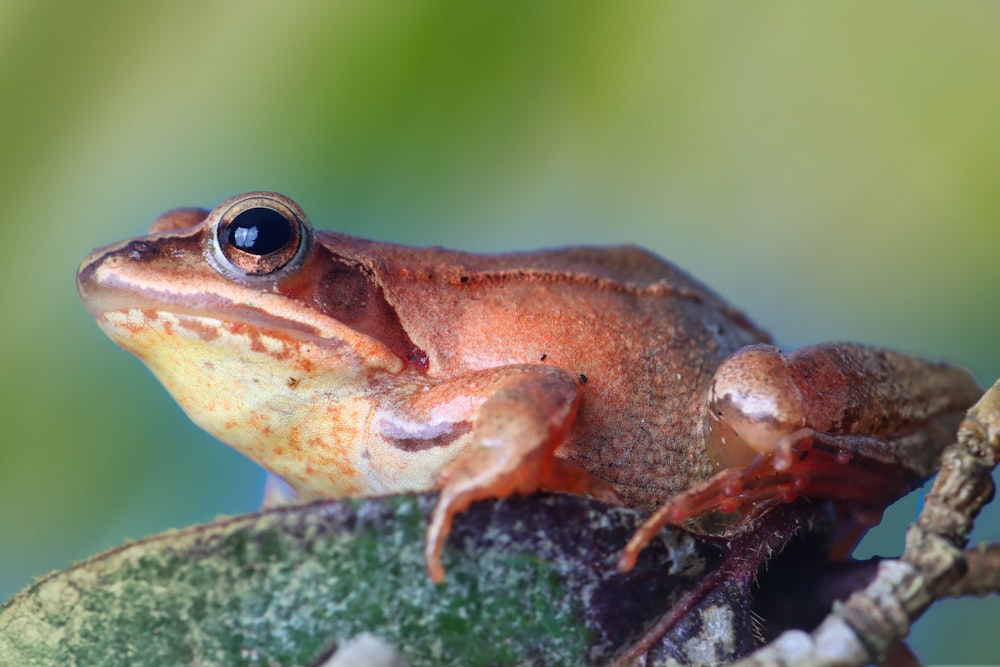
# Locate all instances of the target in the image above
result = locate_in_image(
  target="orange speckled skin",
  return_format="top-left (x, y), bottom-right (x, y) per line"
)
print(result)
top-left (78, 192), bottom-right (981, 581)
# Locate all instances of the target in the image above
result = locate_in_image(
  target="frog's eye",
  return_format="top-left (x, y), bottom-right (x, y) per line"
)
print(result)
top-left (213, 193), bottom-right (310, 276)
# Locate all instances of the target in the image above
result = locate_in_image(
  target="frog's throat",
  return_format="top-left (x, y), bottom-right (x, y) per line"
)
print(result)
top-left (96, 308), bottom-right (382, 498)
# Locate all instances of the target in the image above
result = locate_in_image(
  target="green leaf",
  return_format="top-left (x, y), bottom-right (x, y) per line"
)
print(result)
top-left (1, 494), bottom-right (740, 666)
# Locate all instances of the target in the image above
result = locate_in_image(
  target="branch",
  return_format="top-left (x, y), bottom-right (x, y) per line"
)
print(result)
top-left (731, 378), bottom-right (1000, 667)
top-left (945, 542), bottom-right (1000, 598)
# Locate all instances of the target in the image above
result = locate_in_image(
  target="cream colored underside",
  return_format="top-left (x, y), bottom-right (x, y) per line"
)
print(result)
top-left (98, 309), bottom-right (468, 499)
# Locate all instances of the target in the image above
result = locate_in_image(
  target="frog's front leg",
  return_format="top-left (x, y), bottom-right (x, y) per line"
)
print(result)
top-left (619, 343), bottom-right (981, 571)
top-left (388, 365), bottom-right (620, 583)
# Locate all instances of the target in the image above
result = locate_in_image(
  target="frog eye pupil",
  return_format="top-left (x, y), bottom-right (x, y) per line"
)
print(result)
top-left (228, 208), bottom-right (293, 256)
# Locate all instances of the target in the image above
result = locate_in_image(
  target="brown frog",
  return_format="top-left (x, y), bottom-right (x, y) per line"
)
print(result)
top-left (76, 191), bottom-right (981, 581)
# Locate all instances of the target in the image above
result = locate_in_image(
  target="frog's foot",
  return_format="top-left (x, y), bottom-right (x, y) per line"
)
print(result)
top-left (617, 432), bottom-right (918, 572)
top-left (423, 367), bottom-right (618, 583)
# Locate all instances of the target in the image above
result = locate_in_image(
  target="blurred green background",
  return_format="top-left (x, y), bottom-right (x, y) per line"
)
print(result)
top-left (2, 1), bottom-right (998, 661)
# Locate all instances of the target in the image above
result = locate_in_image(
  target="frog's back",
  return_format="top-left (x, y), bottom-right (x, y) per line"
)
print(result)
top-left (319, 233), bottom-right (767, 372)
top-left (400, 242), bottom-right (730, 301)
top-left (483, 244), bottom-right (717, 292)
top-left (349, 239), bottom-right (765, 353)
top-left (331, 234), bottom-right (739, 315)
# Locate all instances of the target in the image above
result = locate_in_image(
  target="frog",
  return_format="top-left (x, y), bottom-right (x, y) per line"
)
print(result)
top-left (77, 191), bottom-right (982, 582)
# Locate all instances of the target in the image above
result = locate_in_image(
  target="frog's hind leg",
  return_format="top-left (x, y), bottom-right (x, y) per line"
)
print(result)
top-left (617, 430), bottom-right (920, 572)
top-left (619, 342), bottom-right (979, 571)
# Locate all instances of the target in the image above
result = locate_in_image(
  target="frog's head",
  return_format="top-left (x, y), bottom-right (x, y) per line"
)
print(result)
top-left (78, 191), bottom-right (416, 377)
top-left (77, 192), bottom-right (421, 495)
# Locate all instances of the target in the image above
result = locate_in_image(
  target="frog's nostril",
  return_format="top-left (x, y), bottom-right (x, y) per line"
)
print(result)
top-left (125, 240), bottom-right (159, 261)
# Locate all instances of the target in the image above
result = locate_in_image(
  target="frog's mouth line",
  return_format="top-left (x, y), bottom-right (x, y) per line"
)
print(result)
top-left (77, 265), bottom-right (331, 345)
top-left (77, 261), bottom-right (417, 381)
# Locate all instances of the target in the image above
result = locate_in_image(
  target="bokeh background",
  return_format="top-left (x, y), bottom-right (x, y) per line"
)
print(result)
top-left (2, 2), bottom-right (999, 661)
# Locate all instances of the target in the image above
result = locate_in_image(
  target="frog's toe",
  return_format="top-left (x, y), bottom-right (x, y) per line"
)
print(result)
top-left (617, 500), bottom-right (684, 572)
top-left (543, 457), bottom-right (621, 504)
